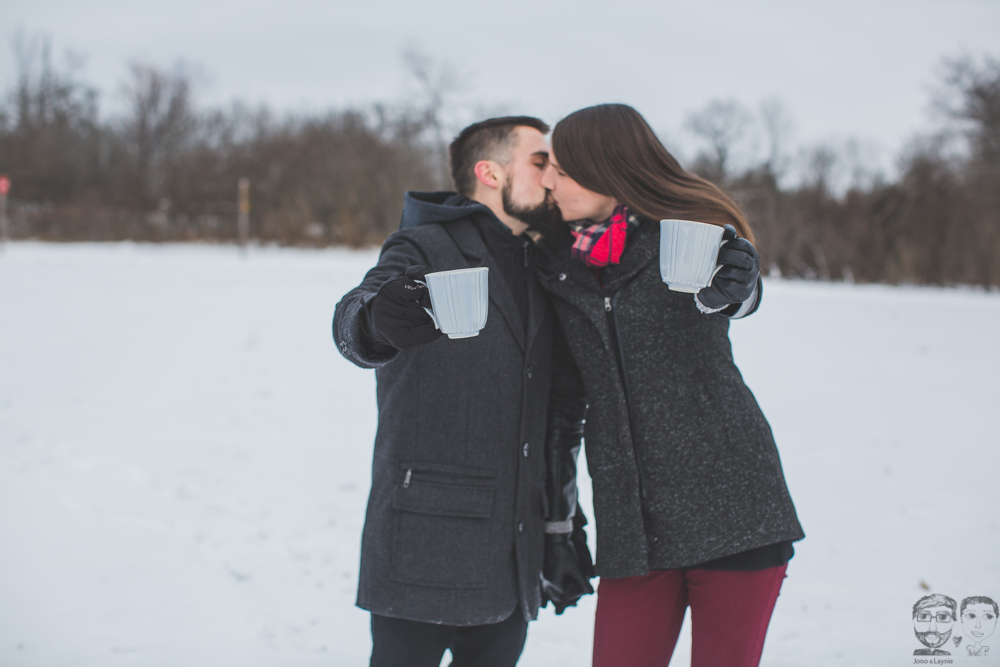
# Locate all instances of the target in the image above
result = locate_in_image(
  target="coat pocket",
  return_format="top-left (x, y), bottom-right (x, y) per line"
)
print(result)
top-left (391, 475), bottom-right (495, 589)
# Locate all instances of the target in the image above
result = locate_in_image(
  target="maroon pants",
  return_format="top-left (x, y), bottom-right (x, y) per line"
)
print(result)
top-left (592, 564), bottom-right (787, 667)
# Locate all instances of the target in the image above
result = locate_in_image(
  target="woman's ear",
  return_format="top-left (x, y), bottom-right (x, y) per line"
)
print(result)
top-left (473, 160), bottom-right (503, 191)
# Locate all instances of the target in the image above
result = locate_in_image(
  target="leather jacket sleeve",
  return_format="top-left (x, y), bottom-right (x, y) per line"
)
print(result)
top-left (544, 317), bottom-right (587, 532)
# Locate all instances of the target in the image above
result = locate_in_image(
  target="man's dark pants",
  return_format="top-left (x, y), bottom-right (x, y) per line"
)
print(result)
top-left (370, 608), bottom-right (528, 667)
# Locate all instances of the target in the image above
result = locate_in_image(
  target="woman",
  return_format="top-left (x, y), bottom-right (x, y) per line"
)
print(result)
top-left (535, 104), bottom-right (804, 667)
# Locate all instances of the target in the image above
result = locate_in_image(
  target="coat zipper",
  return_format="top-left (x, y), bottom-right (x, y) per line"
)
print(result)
top-left (604, 294), bottom-right (648, 499)
top-left (400, 465), bottom-right (496, 487)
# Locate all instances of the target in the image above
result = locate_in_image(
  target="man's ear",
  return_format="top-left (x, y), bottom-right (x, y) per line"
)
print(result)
top-left (473, 160), bottom-right (504, 191)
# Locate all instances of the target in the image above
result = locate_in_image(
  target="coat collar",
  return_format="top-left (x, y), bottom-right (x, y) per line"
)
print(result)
top-left (536, 219), bottom-right (660, 356)
top-left (603, 220), bottom-right (659, 291)
top-left (542, 218), bottom-right (659, 295)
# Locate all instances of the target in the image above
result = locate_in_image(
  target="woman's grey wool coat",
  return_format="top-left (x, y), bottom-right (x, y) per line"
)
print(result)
top-left (536, 220), bottom-right (805, 579)
top-left (333, 192), bottom-right (558, 625)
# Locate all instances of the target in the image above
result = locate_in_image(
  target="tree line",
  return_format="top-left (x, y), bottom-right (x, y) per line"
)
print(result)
top-left (687, 56), bottom-right (1000, 287)
top-left (1, 38), bottom-right (997, 287)
top-left (0, 39), bottom-right (444, 247)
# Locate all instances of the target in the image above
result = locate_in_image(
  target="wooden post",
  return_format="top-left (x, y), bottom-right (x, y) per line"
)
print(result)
top-left (238, 177), bottom-right (250, 252)
top-left (0, 175), bottom-right (10, 252)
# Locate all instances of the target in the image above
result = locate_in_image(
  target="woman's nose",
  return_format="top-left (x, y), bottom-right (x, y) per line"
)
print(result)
top-left (540, 167), bottom-right (554, 189)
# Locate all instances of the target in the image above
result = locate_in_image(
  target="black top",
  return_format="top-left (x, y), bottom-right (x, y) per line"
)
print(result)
top-left (471, 214), bottom-right (533, 331)
top-left (690, 540), bottom-right (793, 571)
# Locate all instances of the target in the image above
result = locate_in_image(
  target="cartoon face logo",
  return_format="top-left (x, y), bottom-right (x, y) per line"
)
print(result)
top-left (913, 594), bottom-right (957, 655)
top-left (961, 596), bottom-right (998, 656)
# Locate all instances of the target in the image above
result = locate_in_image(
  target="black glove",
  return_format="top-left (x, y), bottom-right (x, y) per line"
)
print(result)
top-left (570, 509), bottom-right (595, 582)
top-left (696, 225), bottom-right (760, 310)
top-left (362, 265), bottom-right (442, 350)
top-left (541, 521), bottom-right (595, 615)
top-left (541, 338), bottom-right (593, 614)
top-left (541, 422), bottom-right (595, 616)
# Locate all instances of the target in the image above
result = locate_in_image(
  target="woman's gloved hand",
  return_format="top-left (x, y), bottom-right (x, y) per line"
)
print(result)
top-left (697, 225), bottom-right (760, 310)
top-left (362, 265), bottom-right (442, 350)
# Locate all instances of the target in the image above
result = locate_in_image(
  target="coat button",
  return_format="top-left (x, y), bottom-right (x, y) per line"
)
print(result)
top-left (523, 443), bottom-right (529, 457)
top-left (518, 521), bottom-right (524, 534)
top-left (525, 365), bottom-right (533, 379)
top-left (558, 273), bottom-right (567, 281)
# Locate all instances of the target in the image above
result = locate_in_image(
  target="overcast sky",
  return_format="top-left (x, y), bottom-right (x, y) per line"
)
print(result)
top-left (2, 0), bottom-right (998, 173)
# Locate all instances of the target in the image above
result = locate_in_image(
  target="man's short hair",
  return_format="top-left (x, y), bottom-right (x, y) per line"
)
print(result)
top-left (961, 596), bottom-right (999, 616)
top-left (449, 116), bottom-right (550, 197)
top-left (913, 594), bottom-right (958, 619)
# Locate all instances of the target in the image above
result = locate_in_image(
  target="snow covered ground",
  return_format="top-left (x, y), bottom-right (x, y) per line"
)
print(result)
top-left (1, 242), bottom-right (998, 667)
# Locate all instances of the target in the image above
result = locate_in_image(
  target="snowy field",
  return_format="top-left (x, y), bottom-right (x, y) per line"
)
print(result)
top-left (1, 242), bottom-right (998, 667)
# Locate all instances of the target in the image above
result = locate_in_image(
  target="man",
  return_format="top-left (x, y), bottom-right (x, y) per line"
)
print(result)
top-left (912, 594), bottom-right (957, 655)
top-left (333, 116), bottom-right (592, 667)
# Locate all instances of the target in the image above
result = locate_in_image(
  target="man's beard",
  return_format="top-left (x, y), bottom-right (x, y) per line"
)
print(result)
top-left (502, 180), bottom-right (564, 237)
top-left (915, 629), bottom-right (951, 649)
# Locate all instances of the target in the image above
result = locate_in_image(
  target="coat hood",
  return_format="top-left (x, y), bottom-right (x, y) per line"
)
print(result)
top-left (400, 191), bottom-right (494, 230)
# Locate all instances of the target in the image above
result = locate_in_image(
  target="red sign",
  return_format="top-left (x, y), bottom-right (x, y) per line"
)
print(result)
top-left (0, 175), bottom-right (9, 196)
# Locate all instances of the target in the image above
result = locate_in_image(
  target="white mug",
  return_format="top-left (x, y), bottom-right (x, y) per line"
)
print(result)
top-left (417, 267), bottom-right (489, 339)
top-left (659, 220), bottom-right (728, 292)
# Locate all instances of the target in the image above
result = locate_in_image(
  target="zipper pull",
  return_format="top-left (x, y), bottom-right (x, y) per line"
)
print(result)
top-left (403, 469), bottom-right (412, 488)
top-left (523, 239), bottom-right (530, 267)
top-left (604, 296), bottom-right (612, 312)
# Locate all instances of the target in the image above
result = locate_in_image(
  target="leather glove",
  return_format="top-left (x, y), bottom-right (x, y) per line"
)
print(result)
top-left (541, 338), bottom-right (592, 614)
top-left (541, 529), bottom-right (595, 615)
top-left (570, 508), bottom-right (595, 581)
top-left (362, 265), bottom-right (442, 350)
top-left (542, 450), bottom-right (595, 617)
top-left (697, 225), bottom-right (760, 310)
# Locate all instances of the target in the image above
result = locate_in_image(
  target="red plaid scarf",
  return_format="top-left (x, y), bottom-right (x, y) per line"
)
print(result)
top-left (569, 204), bottom-right (634, 268)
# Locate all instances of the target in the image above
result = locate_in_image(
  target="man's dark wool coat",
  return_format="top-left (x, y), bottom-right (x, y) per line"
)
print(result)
top-left (536, 220), bottom-right (805, 579)
top-left (333, 191), bottom-right (557, 625)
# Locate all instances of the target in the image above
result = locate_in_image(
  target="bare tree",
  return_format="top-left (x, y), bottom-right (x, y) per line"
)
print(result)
top-left (401, 47), bottom-right (464, 188)
top-left (758, 97), bottom-right (794, 178)
top-left (0, 32), bottom-right (99, 203)
top-left (685, 98), bottom-right (753, 181)
top-left (119, 62), bottom-right (199, 206)
top-left (933, 54), bottom-right (1000, 162)
top-left (929, 54), bottom-right (1000, 286)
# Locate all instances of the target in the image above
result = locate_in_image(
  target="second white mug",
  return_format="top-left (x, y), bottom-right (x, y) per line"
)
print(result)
top-left (659, 219), bottom-right (728, 293)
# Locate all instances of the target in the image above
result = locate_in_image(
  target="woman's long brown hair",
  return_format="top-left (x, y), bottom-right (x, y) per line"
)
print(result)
top-left (551, 104), bottom-right (755, 244)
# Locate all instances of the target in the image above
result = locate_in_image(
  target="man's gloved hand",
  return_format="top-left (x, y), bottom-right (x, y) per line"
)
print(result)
top-left (541, 520), bottom-right (595, 615)
top-left (697, 224), bottom-right (760, 310)
top-left (363, 265), bottom-right (442, 350)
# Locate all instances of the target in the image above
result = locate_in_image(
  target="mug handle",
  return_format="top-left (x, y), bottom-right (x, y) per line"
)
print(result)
top-left (710, 238), bottom-right (730, 281)
top-left (412, 279), bottom-right (440, 330)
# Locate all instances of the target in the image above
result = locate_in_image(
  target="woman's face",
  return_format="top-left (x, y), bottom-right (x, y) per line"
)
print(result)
top-left (540, 147), bottom-right (619, 223)
top-left (962, 603), bottom-right (998, 643)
